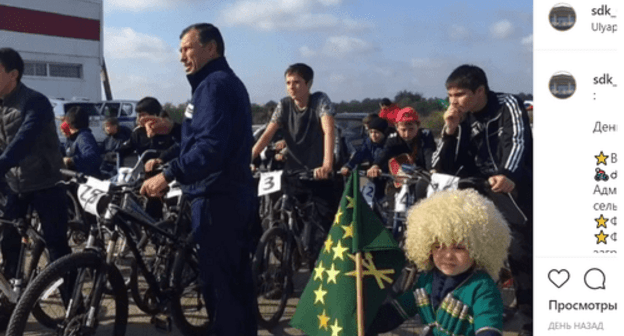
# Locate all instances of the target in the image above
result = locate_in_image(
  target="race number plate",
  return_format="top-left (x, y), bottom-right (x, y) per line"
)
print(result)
top-left (77, 177), bottom-right (111, 217)
top-left (360, 178), bottom-right (375, 208)
top-left (258, 171), bottom-right (283, 196)
top-left (427, 173), bottom-right (460, 197)
top-left (395, 184), bottom-right (409, 213)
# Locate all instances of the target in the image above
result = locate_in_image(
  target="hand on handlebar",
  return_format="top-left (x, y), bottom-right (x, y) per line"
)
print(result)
top-left (314, 164), bottom-right (332, 180)
top-left (140, 173), bottom-right (169, 198)
top-left (488, 174), bottom-right (515, 193)
top-left (366, 165), bottom-right (382, 178)
top-left (340, 167), bottom-right (350, 176)
top-left (144, 158), bottom-right (163, 173)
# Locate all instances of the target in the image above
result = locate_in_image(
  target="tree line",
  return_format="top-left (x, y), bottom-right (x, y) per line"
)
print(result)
top-left (163, 91), bottom-right (533, 134)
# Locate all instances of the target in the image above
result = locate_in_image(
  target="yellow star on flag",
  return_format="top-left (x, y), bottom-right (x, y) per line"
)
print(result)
top-left (330, 318), bottom-right (343, 336)
top-left (318, 309), bottom-right (330, 330)
top-left (595, 215), bottom-right (608, 228)
top-left (333, 208), bottom-right (344, 226)
top-left (345, 195), bottom-right (355, 209)
top-left (324, 236), bottom-right (334, 254)
top-left (314, 284), bottom-right (327, 305)
top-left (341, 223), bottom-right (354, 239)
top-left (596, 230), bottom-right (609, 244)
top-left (332, 240), bottom-right (348, 261)
top-left (313, 261), bottom-right (326, 281)
top-left (326, 263), bottom-right (340, 284)
top-left (595, 151), bottom-right (609, 165)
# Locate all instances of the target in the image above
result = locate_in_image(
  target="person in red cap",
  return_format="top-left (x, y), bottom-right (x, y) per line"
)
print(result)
top-left (378, 97), bottom-right (400, 125)
top-left (366, 106), bottom-right (435, 178)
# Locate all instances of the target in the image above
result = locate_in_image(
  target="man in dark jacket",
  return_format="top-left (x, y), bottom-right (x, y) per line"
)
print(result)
top-left (0, 48), bottom-right (71, 295)
top-left (140, 23), bottom-right (257, 336)
top-left (99, 117), bottom-right (132, 177)
top-left (63, 106), bottom-right (102, 177)
top-left (117, 97), bottom-right (180, 163)
top-left (431, 64), bottom-right (533, 336)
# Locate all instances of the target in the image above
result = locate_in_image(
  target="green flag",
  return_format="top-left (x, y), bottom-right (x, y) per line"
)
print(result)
top-left (290, 172), bottom-right (405, 335)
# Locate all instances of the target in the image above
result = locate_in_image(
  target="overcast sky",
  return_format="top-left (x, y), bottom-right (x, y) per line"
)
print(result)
top-left (103, 0), bottom-right (532, 105)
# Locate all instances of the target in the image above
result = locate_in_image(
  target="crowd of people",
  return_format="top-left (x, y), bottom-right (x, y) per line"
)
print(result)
top-left (0, 19), bottom-right (533, 336)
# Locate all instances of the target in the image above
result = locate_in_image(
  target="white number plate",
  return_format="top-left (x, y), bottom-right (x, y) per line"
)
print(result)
top-left (360, 178), bottom-right (375, 208)
top-left (427, 173), bottom-right (460, 197)
top-left (77, 177), bottom-right (111, 217)
top-left (258, 171), bottom-right (283, 196)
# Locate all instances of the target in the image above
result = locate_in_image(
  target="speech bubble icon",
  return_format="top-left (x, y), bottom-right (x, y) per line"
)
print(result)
top-left (584, 268), bottom-right (606, 290)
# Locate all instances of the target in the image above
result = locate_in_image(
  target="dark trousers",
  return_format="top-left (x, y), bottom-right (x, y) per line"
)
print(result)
top-left (190, 194), bottom-right (257, 336)
top-left (1, 185), bottom-right (72, 278)
top-left (484, 190), bottom-right (533, 312)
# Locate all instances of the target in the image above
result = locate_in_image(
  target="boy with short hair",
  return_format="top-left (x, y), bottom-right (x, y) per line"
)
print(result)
top-left (341, 117), bottom-right (388, 176)
top-left (117, 96), bottom-right (179, 162)
top-left (63, 106), bottom-right (102, 177)
top-left (367, 107), bottom-right (436, 178)
top-left (433, 64), bottom-right (533, 335)
top-left (100, 117), bottom-right (132, 177)
top-left (379, 97), bottom-right (400, 125)
top-left (367, 189), bottom-right (511, 336)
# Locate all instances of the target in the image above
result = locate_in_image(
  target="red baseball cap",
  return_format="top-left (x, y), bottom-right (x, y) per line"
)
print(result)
top-left (395, 107), bottom-right (420, 124)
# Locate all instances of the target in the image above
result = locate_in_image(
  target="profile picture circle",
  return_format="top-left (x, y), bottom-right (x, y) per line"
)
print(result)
top-left (549, 3), bottom-right (576, 31)
top-left (549, 72), bottom-right (576, 99)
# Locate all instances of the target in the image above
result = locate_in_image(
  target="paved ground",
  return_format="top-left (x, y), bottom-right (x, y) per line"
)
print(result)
top-left (2, 269), bottom-right (523, 336)
top-left (0, 240), bottom-right (524, 335)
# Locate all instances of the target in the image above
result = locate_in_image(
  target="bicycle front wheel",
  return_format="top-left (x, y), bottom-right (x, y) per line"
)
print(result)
top-left (169, 244), bottom-right (211, 336)
top-left (6, 251), bottom-right (128, 336)
top-left (253, 226), bottom-right (293, 330)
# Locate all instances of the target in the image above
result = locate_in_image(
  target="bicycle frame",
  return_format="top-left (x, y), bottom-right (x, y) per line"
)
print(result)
top-left (0, 215), bottom-right (46, 303)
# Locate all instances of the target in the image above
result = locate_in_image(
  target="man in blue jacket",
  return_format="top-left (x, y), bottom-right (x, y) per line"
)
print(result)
top-left (63, 106), bottom-right (102, 177)
top-left (0, 48), bottom-right (71, 320)
top-left (140, 23), bottom-right (257, 336)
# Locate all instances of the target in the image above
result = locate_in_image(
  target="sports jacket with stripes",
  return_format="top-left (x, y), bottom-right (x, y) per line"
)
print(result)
top-left (431, 91), bottom-right (532, 189)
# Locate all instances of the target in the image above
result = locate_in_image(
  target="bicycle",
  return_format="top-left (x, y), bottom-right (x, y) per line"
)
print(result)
top-left (0, 193), bottom-right (66, 330)
top-left (253, 170), bottom-right (332, 330)
top-left (6, 167), bottom-right (208, 336)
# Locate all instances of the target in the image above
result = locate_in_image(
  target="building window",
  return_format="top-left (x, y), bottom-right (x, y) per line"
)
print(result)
top-left (23, 61), bottom-right (82, 79)
top-left (23, 62), bottom-right (47, 77)
top-left (49, 63), bottom-right (82, 79)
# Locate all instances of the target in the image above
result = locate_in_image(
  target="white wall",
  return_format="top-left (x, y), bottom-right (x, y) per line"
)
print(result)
top-left (1, 0), bottom-right (103, 101)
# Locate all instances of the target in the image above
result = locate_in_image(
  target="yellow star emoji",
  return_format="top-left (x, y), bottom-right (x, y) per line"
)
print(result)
top-left (345, 195), bottom-right (355, 209)
top-left (595, 215), bottom-right (608, 228)
top-left (341, 223), bottom-right (354, 239)
top-left (330, 318), bottom-right (343, 336)
top-left (596, 230), bottom-right (609, 244)
top-left (333, 208), bottom-right (344, 226)
top-left (318, 309), bottom-right (330, 330)
top-left (595, 151), bottom-right (609, 165)
top-left (332, 240), bottom-right (349, 261)
top-left (326, 263), bottom-right (340, 284)
top-left (313, 261), bottom-right (326, 281)
top-left (314, 283), bottom-right (328, 305)
top-left (324, 236), bottom-right (334, 254)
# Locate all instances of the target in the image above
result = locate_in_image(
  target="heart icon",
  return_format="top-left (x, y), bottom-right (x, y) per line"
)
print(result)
top-left (548, 269), bottom-right (570, 288)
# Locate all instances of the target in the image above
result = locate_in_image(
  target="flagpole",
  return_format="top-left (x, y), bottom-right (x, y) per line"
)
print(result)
top-left (353, 169), bottom-right (365, 336)
top-left (356, 251), bottom-right (365, 336)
